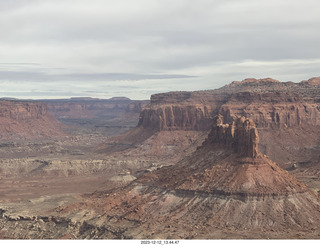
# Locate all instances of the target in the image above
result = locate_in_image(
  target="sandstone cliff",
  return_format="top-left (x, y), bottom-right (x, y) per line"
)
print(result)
top-left (111, 77), bottom-right (320, 168)
top-left (137, 90), bottom-right (232, 131)
top-left (0, 100), bottom-right (64, 140)
top-left (137, 77), bottom-right (320, 132)
top-left (137, 103), bottom-right (214, 130)
top-left (0, 101), bottom-right (48, 120)
top-left (206, 115), bottom-right (259, 158)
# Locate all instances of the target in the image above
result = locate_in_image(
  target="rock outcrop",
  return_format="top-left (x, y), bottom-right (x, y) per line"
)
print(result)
top-left (206, 115), bottom-right (259, 158)
top-left (234, 117), bottom-right (259, 158)
top-left (0, 101), bottom-right (64, 140)
top-left (137, 104), bottom-right (214, 131)
top-left (0, 101), bottom-right (48, 120)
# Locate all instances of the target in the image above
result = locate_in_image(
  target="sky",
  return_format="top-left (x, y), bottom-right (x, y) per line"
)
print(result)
top-left (1, 0), bottom-right (320, 100)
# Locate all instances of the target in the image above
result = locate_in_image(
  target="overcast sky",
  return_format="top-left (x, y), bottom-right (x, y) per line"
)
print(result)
top-left (1, 0), bottom-right (320, 100)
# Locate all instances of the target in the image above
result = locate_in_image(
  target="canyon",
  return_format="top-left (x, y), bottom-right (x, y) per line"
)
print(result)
top-left (1, 77), bottom-right (320, 239)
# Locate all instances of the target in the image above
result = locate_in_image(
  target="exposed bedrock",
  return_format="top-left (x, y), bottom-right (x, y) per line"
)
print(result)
top-left (137, 78), bottom-right (320, 132)
top-left (138, 104), bottom-right (215, 131)
top-left (0, 101), bottom-right (48, 120)
top-left (0, 100), bottom-right (64, 140)
top-left (206, 115), bottom-right (259, 158)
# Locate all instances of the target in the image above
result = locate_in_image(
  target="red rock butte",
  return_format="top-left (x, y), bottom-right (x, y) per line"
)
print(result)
top-left (54, 115), bottom-right (320, 239)
top-left (206, 115), bottom-right (259, 158)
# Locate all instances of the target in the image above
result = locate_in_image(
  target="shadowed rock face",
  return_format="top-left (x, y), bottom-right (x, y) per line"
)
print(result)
top-left (206, 115), bottom-right (259, 158)
top-left (234, 117), bottom-right (259, 158)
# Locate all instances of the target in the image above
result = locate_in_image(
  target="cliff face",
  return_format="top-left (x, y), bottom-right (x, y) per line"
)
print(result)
top-left (138, 104), bottom-right (214, 130)
top-left (137, 77), bottom-right (320, 132)
top-left (218, 91), bottom-right (320, 129)
top-left (137, 91), bottom-right (229, 131)
top-left (123, 77), bottom-right (320, 168)
top-left (205, 115), bottom-right (259, 158)
top-left (0, 101), bottom-right (48, 120)
top-left (0, 101), bottom-right (64, 140)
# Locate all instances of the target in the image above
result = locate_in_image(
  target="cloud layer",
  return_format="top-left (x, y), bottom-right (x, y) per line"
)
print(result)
top-left (1, 0), bottom-right (320, 99)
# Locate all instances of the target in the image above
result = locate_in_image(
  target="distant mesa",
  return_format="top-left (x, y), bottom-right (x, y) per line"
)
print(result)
top-left (70, 97), bottom-right (100, 101)
top-left (0, 100), bottom-right (64, 140)
top-left (0, 97), bottom-right (18, 101)
top-left (69, 96), bottom-right (132, 101)
top-left (108, 97), bottom-right (131, 101)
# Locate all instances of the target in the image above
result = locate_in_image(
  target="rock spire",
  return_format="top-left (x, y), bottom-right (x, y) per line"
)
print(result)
top-left (207, 115), bottom-right (259, 158)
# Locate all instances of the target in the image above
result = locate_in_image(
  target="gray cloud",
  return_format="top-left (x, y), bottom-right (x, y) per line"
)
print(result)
top-left (0, 0), bottom-right (320, 99)
top-left (0, 71), bottom-right (194, 82)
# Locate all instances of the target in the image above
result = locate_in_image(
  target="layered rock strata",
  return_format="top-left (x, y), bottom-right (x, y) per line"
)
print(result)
top-left (5, 116), bottom-right (318, 239)
top-left (96, 117), bottom-right (320, 238)
top-left (105, 77), bottom-right (320, 169)
top-left (45, 98), bottom-right (148, 119)
top-left (206, 115), bottom-right (259, 158)
top-left (137, 78), bottom-right (320, 132)
top-left (0, 101), bottom-right (64, 140)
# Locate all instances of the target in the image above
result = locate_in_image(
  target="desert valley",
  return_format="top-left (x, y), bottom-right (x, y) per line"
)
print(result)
top-left (1, 77), bottom-right (320, 239)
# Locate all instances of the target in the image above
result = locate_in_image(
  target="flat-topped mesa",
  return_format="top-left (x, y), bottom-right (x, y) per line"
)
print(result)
top-left (207, 115), bottom-right (259, 158)
top-left (0, 100), bottom-right (64, 139)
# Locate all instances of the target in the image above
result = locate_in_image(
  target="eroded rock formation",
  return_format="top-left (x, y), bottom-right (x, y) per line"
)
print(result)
top-left (206, 115), bottom-right (259, 158)
top-left (0, 101), bottom-right (48, 120)
top-left (234, 117), bottom-right (259, 158)
top-left (9, 115), bottom-right (319, 239)
top-left (103, 77), bottom-right (320, 169)
top-left (0, 100), bottom-right (64, 140)
top-left (137, 104), bottom-right (214, 130)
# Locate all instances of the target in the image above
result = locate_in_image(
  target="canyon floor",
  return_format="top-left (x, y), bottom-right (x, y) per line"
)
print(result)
top-left (0, 117), bottom-right (150, 201)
